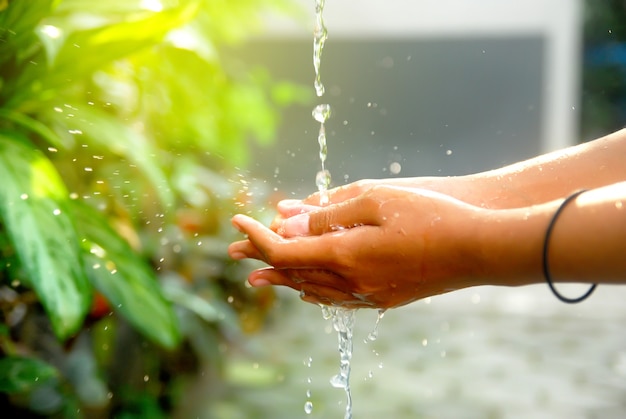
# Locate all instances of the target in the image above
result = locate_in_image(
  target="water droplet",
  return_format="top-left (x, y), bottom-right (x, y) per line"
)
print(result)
top-left (316, 169), bottom-right (331, 191)
top-left (446, 149), bottom-right (452, 156)
top-left (304, 401), bottom-right (313, 414)
top-left (312, 104), bottom-right (331, 123)
top-left (320, 305), bottom-right (332, 319)
top-left (53, 209), bottom-right (61, 216)
top-left (330, 373), bottom-right (347, 389)
top-left (90, 244), bottom-right (106, 258)
top-left (389, 162), bottom-right (401, 175)
top-left (20, 193), bottom-right (28, 200)
top-left (365, 309), bottom-right (385, 342)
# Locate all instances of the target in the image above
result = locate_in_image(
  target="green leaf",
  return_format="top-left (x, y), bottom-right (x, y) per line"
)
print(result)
top-left (70, 200), bottom-right (181, 350)
top-left (0, 356), bottom-right (59, 393)
top-left (0, 109), bottom-right (65, 149)
top-left (0, 0), bottom-right (57, 66)
top-left (6, 1), bottom-right (200, 109)
top-left (0, 131), bottom-right (91, 340)
top-left (42, 1), bottom-right (201, 90)
top-left (51, 105), bottom-right (174, 208)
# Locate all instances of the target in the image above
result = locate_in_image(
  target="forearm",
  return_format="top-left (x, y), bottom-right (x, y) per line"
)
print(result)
top-left (473, 129), bottom-right (626, 208)
top-left (476, 181), bottom-right (626, 288)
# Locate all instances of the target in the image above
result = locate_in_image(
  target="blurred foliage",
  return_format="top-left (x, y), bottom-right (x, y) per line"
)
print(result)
top-left (580, 0), bottom-right (626, 139)
top-left (0, 0), bottom-right (310, 417)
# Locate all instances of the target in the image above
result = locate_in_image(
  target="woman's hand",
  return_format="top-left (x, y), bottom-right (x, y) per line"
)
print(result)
top-left (268, 177), bottom-right (479, 233)
top-left (268, 174), bottom-right (520, 232)
top-left (229, 186), bottom-right (487, 309)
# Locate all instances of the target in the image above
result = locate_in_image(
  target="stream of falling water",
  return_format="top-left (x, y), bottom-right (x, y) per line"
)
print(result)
top-left (313, 0), bottom-right (331, 206)
top-left (309, 2), bottom-right (358, 418)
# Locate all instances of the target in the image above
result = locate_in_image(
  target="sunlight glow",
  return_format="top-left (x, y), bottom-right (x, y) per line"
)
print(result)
top-left (140, 0), bottom-right (163, 12)
top-left (40, 24), bottom-right (62, 39)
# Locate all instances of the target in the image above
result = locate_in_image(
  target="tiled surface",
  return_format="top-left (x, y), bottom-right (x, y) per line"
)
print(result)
top-left (237, 284), bottom-right (626, 419)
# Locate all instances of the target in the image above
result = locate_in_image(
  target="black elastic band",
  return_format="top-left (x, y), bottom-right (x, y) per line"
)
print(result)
top-left (542, 190), bottom-right (597, 304)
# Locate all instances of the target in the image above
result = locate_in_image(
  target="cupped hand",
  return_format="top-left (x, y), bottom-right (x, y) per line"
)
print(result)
top-left (229, 185), bottom-right (485, 309)
top-left (268, 176), bottom-right (492, 233)
top-left (268, 178), bottom-right (463, 233)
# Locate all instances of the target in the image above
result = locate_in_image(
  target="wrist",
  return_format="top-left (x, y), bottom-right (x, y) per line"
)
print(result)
top-left (472, 204), bottom-right (552, 287)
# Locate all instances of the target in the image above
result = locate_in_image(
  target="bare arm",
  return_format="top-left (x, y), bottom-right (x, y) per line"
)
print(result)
top-left (478, 181), bottom-right (626, 287)
top-left (229, 181), bottom-right (626, 308)
top-left (287, 129), bottom-right (626, 212)
top-left (471, 128), bottom-right (626, 208)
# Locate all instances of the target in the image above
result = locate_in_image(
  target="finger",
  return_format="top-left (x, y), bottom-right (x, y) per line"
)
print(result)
top-left (231, 214), bottom-right (335, 268)
top-left (302, 181), bottom-right (373, 206)
top-left (269, 213), bottom-right (285, 233)
top-left (248, 267), bottom-right (295, 287)
top-left (248, 267), bottom-right (342, 289)
top-left (249, 268), bottom-right (375, 308)
top-left (228, 239), bottom-right (264, 261)
top-left (277, 199), bottom-right (320, 218)
top-left (299, 284), bottom-right (375, 308)
top-left (270, 200), bottom-right (320, 234)
top-left (282, 195), bottom-right (382, 236)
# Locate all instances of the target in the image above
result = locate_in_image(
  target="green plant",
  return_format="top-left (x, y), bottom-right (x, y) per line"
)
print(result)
top-left (580, 0), bottom-right (626, 138)
top-left (0, 0), bottom-right (308, 416)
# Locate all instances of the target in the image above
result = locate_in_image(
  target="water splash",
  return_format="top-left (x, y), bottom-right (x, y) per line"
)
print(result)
top-left (312, 0), bottom-right (331, 206)
top-left (326, 306), bottom-right (356, 419)
top-left (313, 0), bottom-right (328, 97)
top-left (365, 309), bottom-right (386, 343)
top-left (312, 103), bottom-right (332, 202)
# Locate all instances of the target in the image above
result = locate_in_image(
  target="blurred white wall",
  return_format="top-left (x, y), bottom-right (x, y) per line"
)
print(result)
top-left (264, 0), bottom-right (583, 153)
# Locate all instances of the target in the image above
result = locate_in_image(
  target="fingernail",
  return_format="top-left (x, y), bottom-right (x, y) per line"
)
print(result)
top-left (249, 277), bottom-right (272, 287)
top-left (278, 199), bottom-right (303, 208)
top-left (231, 215), bottom-right (244, 232)
top-left (230, 251), bottom-right (246, 260)
top-left (278, 200), bottom-right (318, 216)
top-left (282, 213), bottom-right (310, 236)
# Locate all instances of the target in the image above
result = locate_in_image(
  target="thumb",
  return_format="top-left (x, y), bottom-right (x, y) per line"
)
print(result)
top-left (277, 199), bottom-right (320, 218)
top-left (281, 195), bottom-right (381, 237)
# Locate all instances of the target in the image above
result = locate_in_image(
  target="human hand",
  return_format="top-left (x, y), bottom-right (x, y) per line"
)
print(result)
top-left (268, 177), bottom-right (467, 233)
top-left (268, 176), bottom-right (496, 233)
top-left (229, 186), bottom-right (486, 308)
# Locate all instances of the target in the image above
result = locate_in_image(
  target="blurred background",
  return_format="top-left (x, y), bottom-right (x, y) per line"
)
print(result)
top-left (0, 0), bottom-right (625, 418)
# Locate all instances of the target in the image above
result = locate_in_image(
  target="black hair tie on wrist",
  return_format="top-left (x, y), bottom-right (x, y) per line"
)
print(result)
top-left (542, 189), bottom-right (597, 304)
